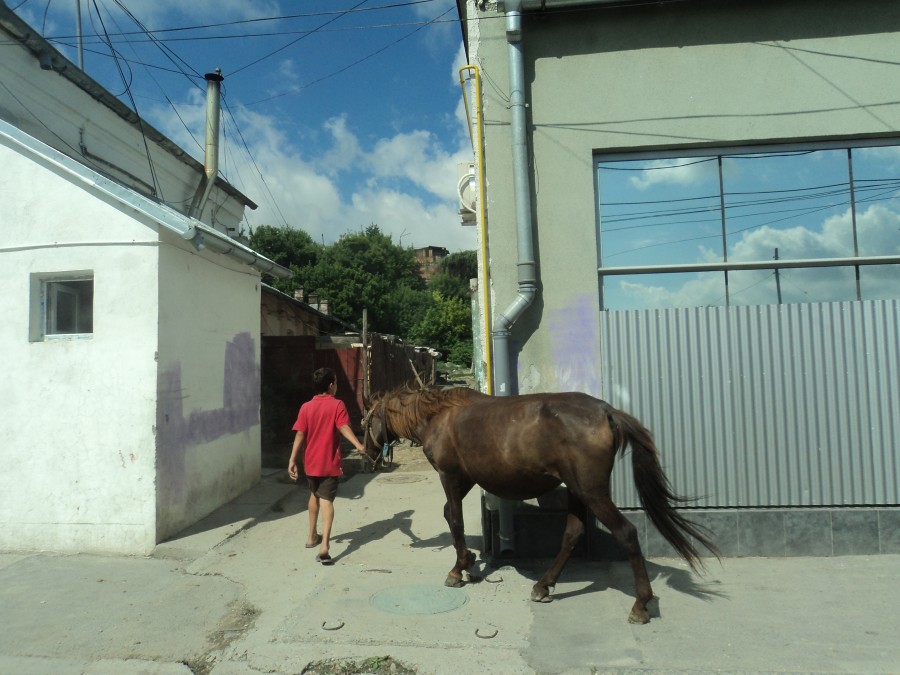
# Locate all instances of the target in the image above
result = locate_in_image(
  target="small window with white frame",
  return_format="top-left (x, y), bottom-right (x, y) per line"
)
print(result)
top-left (30, 273), bottom-right (94, 340)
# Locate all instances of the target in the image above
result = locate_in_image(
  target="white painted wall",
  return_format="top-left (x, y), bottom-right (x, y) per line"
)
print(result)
top-left (155, 229), bottom-right (262, 541)
top-left (0, 132), bottom-right (265, 554)
top-left (0, 139), bottom-right (161, 554)
top-left (1, 12), bottom-right (270, 554)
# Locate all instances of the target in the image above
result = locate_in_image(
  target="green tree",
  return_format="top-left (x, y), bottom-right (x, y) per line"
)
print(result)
top-left (386, 284), bottom-right (435, 339)
top-left (410, 292), bottom-right (473, 366)
top-left (439, 250), bottom-right (478, 281)
top-left (248, 225), bottom-right (322, 295)
top-left (426, 249), bottom-right (476, 301)
top-left (305, 225), bottom-right (424, 332)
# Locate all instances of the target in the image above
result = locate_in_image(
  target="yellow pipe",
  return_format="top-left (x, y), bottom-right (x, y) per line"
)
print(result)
top-left (459, 64), bottom-right (493, 395)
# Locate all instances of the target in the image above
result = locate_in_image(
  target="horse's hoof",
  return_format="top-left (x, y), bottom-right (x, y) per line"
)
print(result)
top-left (445, 575), bottom-right (465, 588)
top-left (628, 609), bottom-right (650, 624)
top-left (530, 588), bottom-right (553, 603)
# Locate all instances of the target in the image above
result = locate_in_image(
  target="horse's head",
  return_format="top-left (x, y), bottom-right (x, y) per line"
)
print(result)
top-left (361, 394), bottom-right (398, 470)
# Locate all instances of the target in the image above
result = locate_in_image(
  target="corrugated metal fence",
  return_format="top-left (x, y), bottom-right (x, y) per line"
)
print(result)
top-left (600, 300), bottom-right (900, 509)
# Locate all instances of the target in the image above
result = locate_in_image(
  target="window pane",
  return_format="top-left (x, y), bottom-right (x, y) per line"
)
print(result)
top-left (722, 150), bottom-right (852, 262)
top-left (598, 157), bottom-right (724, 268)
top-left (602, 271), bottom-right (726, 310)
top-left (46, 279), bottom-right (93, 335)
top-left (861, 264), bottom-right (900, 300)
top-left (851, 146), bottom-right (900, 258)
top-left (54, 288), bottom-right (78, 333)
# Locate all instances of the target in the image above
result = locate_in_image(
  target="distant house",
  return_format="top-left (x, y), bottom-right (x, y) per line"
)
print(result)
top-left (414, 245), bottom-right (449, 281)
top-left (0, 7), bottom-right (291, 555)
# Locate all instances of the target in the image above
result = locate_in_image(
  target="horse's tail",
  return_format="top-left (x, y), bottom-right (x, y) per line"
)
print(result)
top-left (608, 407), bottom-right (721, 571)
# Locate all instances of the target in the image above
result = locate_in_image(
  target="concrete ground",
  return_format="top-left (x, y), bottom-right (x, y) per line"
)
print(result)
top-left (1, 444), bottom-right (898, 675)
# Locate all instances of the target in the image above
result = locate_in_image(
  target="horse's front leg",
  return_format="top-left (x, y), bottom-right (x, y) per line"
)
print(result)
top-left (438, 472), bottom-right (475, 587)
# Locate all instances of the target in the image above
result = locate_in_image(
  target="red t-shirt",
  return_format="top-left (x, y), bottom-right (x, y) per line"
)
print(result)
top-left (292, 394), bottom-right (349, 477)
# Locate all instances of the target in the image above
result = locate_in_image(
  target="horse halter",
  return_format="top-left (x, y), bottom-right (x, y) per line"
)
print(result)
top-left (360, 401), bottom-right (394, 470)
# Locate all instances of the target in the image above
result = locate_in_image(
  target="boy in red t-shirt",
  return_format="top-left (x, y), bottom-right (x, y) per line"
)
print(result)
top-left (288, 368), bottom-right (366, 564)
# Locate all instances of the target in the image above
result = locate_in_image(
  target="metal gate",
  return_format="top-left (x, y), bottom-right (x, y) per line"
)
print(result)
top-left (600, 299), bottom-right (900, 509)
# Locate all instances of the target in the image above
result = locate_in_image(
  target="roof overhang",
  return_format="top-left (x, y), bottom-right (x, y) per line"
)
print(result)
top-left (1, 117), bottom-right (291, 279)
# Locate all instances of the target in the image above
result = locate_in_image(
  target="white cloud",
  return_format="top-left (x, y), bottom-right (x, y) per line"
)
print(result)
top-left (367, 129), bottom-right (470, 199)
top-left (320, 116), bottom-right (363, 175)
top-left (613, 204), bottom-right (900, 307)
top-left (149, 89), bottom-right (476, 252)
top-left (629, 158), bottom-right (718, 191)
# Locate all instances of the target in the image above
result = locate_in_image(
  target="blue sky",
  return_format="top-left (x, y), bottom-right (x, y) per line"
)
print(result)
top-left (11, 0), bottom-right (477, 252)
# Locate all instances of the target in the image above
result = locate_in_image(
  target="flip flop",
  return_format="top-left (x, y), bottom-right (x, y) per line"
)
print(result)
top-left (315, 553), bottom-right (334, 566)
top-left (305, 534), bottom-right (322, 548)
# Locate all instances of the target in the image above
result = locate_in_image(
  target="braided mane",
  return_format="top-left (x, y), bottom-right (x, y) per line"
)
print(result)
top-left (377, 386), bottom-right (476, 444)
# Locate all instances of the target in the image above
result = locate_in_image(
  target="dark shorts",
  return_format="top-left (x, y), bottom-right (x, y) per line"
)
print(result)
top-left (307, 476), bottom-right (339, 502)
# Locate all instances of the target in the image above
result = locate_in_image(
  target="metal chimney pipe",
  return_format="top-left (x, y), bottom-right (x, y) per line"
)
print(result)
top-left (189, 69), bottom-right (224, 220)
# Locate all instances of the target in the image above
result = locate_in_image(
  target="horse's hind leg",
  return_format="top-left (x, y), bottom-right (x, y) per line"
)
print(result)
top-left (588, 495), bottom-right (654, 624)
top-left (438, 472), bottom-right (476, 587)
top-left (532, 489), bottom-right (586, 603)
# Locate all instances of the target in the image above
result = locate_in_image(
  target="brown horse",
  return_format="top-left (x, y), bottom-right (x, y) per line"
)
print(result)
top-left (361, 386), bottom-right (720, 624)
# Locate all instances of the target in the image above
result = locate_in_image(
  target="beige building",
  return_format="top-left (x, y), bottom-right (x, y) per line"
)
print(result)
top-left (459, 1), bottom-right (900, 556)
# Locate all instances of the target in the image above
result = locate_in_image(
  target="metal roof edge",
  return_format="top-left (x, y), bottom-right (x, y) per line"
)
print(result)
top-left (0, 117), bottom-right (291, 279)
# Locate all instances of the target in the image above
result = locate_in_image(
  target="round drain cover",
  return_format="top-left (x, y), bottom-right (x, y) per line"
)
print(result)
top-left (370, 584), bottom-right (468, 615)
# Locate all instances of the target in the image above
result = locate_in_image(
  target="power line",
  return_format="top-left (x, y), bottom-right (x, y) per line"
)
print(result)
top-left (88, 0), bottom-right (162, 198)
top-left (229, 0), bottom-right (371, 78)
top-left (243, 4), bottom-right (456, 105)
top-left (221, 96), bottom-right (290, 228)
top-left (38, 1), bottom-right (438, 40)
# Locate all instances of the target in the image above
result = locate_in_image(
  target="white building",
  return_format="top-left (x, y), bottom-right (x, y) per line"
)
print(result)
top-left (0, 7), bottom-right (290, 554)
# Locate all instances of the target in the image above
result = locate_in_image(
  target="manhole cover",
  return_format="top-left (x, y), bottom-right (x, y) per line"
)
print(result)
top-left (377, 474), bottom-right (426, 484)
top-left (370, 584), bottom-right (468, 615)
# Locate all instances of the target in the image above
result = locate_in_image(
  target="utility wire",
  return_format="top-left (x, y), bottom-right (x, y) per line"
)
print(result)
top-left (89, 0), bottom-right (162, 199)
top-left (37, 1), bottom-right (438, 40)
top-left (221, 96), bottom-right (290, 228)
top-left (229, 0), bottom-right (371, 78)
top-left (244, 4), bottom-right (455, 105)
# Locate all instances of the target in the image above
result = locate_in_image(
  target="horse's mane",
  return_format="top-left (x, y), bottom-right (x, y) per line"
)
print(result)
top-left (376, 385), bottom-right (477, 444)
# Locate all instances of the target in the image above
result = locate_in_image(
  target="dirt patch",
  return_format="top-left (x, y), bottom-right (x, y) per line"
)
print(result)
top-left (302, 655), bottom-right (417, 674)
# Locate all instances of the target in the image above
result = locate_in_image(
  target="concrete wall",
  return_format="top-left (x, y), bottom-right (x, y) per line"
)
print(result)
top-left (466, 0), bottom-right (900, 395)
top-left (0, 138), bottom-right (161, 554)
top-left (155, 229), bottom-right (262, 542)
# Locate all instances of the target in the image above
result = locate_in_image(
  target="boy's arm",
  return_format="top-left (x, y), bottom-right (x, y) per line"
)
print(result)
top-left (288, 431), bottom-right (304, 480)
top-left (338, 424), bottom-right (366, 454)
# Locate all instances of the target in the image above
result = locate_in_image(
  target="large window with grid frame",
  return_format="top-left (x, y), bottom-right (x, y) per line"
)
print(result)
top-left (596, 140), bottom-right (900, 310)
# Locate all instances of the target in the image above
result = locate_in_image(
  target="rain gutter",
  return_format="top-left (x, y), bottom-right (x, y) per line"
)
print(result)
top-left (492, 0), bottom-right (539, 555)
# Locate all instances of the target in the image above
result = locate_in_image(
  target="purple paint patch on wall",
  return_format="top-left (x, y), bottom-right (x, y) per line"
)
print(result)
top-left (548, 295), bottom-right (602, 396)
top-left (156, 332), bottom-right (260, 501)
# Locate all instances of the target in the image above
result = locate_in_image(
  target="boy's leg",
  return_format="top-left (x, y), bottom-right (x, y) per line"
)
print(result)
top-left (318, 498), bottom-right (334, 556)
top-left (307, 491), bottom-right (320, 546)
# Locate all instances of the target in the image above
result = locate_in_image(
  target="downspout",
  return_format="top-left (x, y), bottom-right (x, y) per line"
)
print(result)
top-left (494, 0), bottom-right (539, 555)
top-left (188, 69), bottom-right (224, 221)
